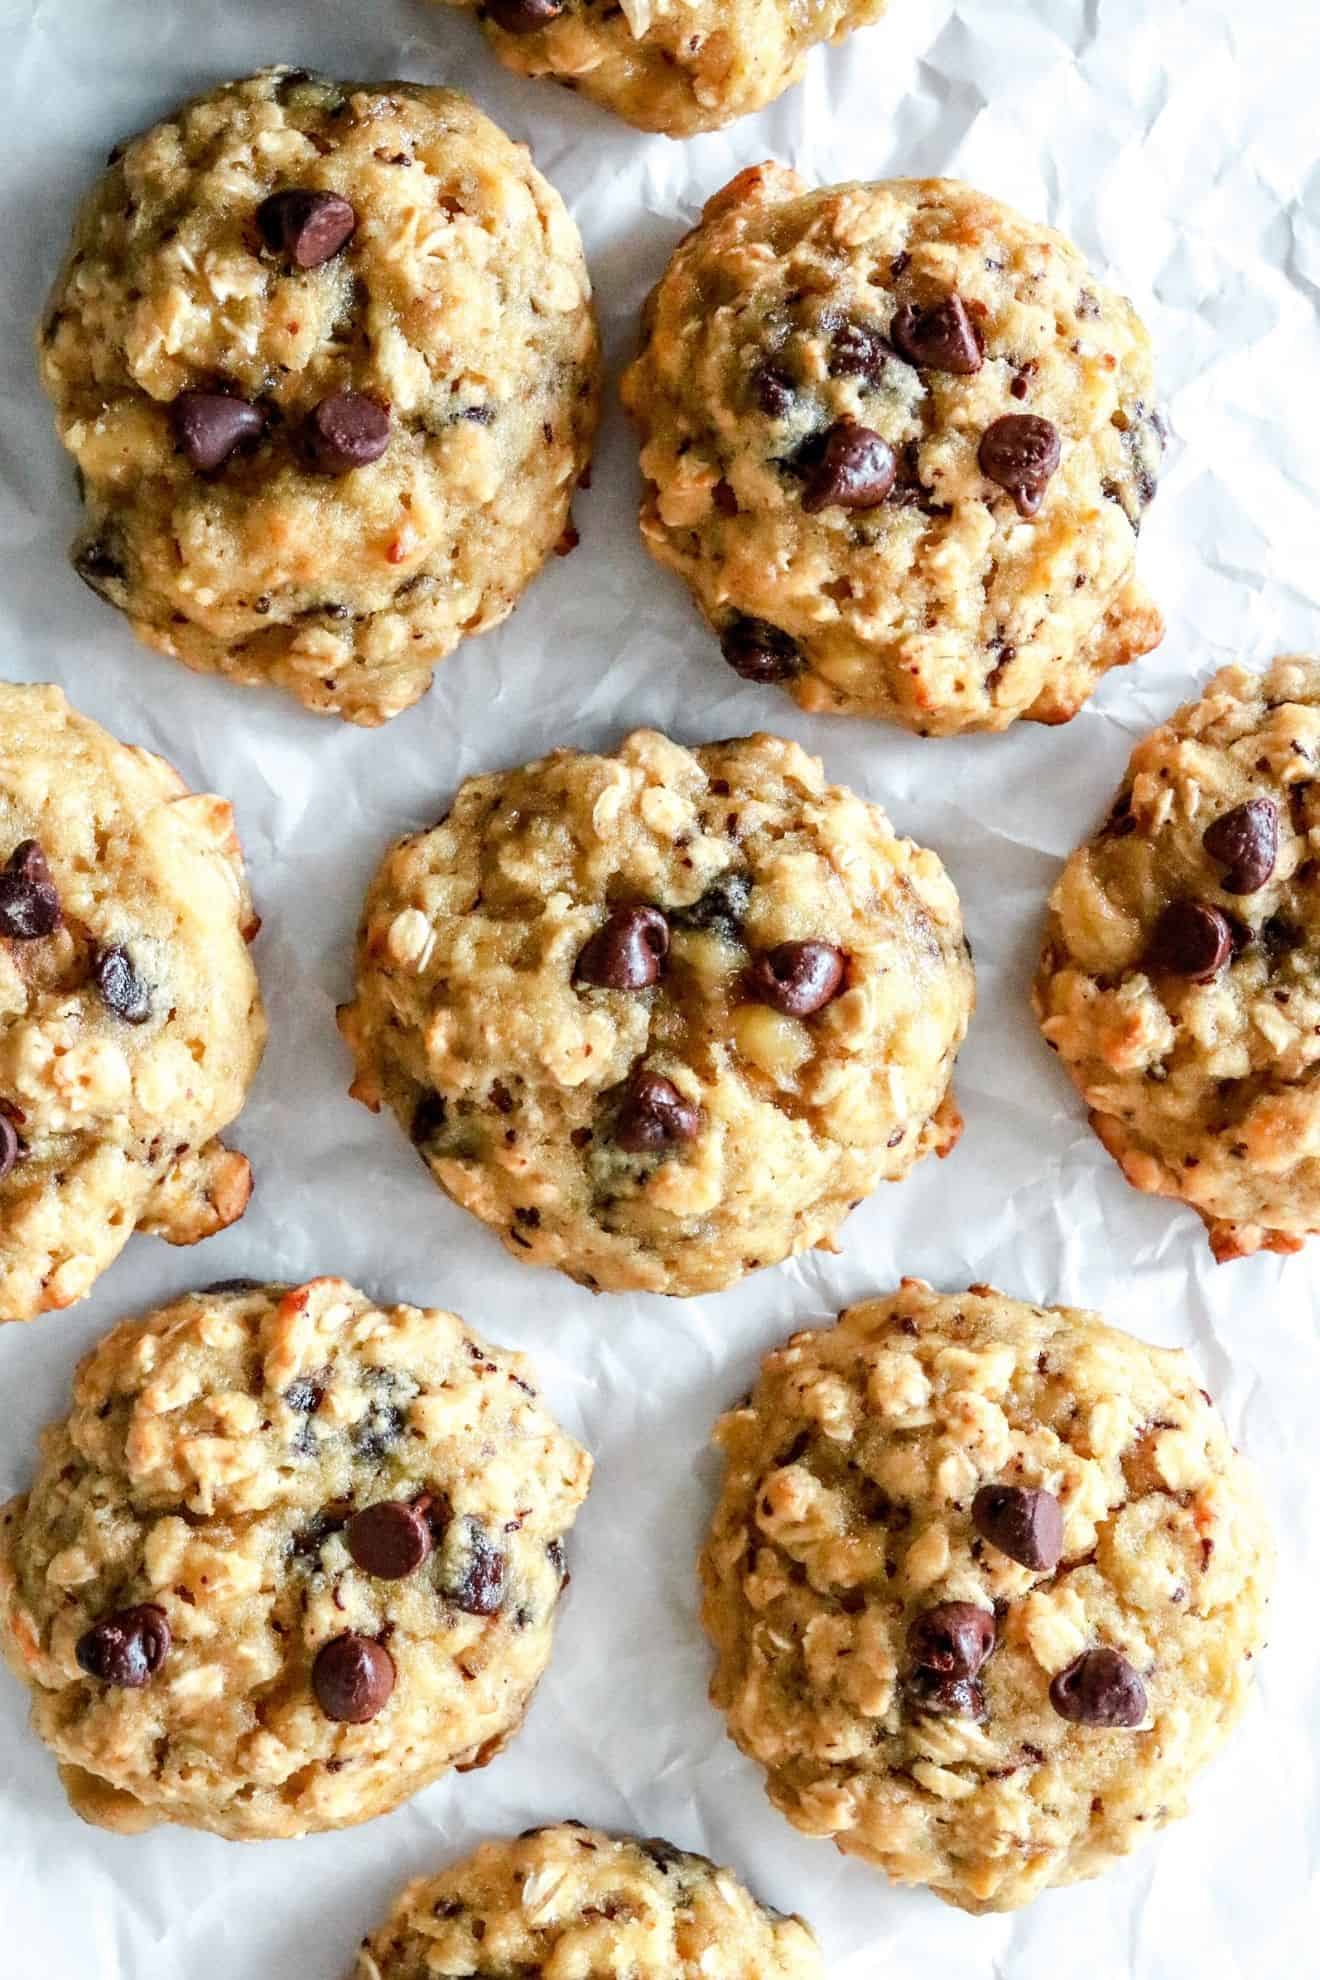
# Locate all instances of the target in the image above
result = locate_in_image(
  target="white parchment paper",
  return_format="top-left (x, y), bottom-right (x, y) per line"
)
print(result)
top-left (0, 0), bottom-right (1316, 1972)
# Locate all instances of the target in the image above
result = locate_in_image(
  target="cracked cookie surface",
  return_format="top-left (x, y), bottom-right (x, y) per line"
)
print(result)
top-left (699, 1280), bottom-right (1271, 1912)
top-left (0, 1278), bottom-right (591, 1838)
top-left (0, 683), bottom-right (263, 1322)
top-left (354, 1823), bottom-right (822, 1978)
top-left (338, 728), bottom-right (973, 1297)
top-left (1035, 658), bottom-right (1320, 1260)
top-left (621, 168), bottom-right (1163, 735)
top-left (40, 68), bottom-right (599, 724)
top-left (445, 0), bottom-right (887, 137)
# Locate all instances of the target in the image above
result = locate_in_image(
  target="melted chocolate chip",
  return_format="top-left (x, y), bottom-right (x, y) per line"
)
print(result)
top-left (752, 360), bottom-right (795, 417)
top-left (639, 1837), bottom-right (686, 1872)
top-left (486, 0), bottom-right (565, 29)
top-left (75, 1604), bottom-right (171, 1687)
top-left (0, 1113), bottom-right (19, 1180)
top-left (1148, 901), bottom-right (1232, 983)
top-left (73, 538), bottom-right (126, 598)
top-left (972, 1483), bottom-right (1063, 1571)
top-left (890, 295), bottom-right (984, 374)
top-left (257, 188), bottom-right (357, 269)
top-left (614, 1068), bottom-right (700, 1154)
top-left (746, 941), bottom-right (846, 1017)
top-left (0, 840), bottom-right (61, 939)
top-left (354, 1402), bottom-right (405, 1463)
top-left (93, 945), bottom-right (151, 1023)
top-left (283, 1375), bottom-right (323, 1413)
top-left (978, 414), bottom-right (1061, 517)
top-left (575, 904), bottom-right (669, 990)
top-left (411, 1090), bottom-right (448, 1146)
top-left (719, 616), bottom-right (803, 684)
top-left (172, 392), bottom-right (264, 473)
top-left (907, 1601), bottom-right (996, 1678)
top-left (307, 392), bottom-right (390, 474)
top-left (1202, 798), bottom-right (1278, 894)
top-left (447, 1517), bottom-right (507, 1615)
top-left (800, 420), bottom-right (897, 513)
top-left (346, 1499), bottom-right (433, 1580)
top-left (671, 871), bottom-right (752, 938)
top-left (908, 1669), bottom-right (986, 1719)
top-left (1049, 1646), bottom-right (1147, 1727)
top-left (312, 1633), bottom-right (395, 1722)
top-left (827, 316), bottom-right (890, 383)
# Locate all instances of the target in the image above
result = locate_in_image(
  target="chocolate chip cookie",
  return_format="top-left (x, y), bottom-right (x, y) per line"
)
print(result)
top-left (700, 1280), bottom-right (1272, 1912)
top-left (445, 0), bottom-right (888, 137)
top-left (0, 684), bottom-right (263, 1322)
top-left (338, 729), bottom-right (973, 1297)
top-left (353, 1824), bottom-right (821, 1978)
top-left (621, 167), bottom-right (1164, 735)
top-left (1035, 656), bottom-right (1320, 1260)
top-left (0, 1278), bottom-right (590, 1838)
top-left (40, 68), bottom-right (600, 724)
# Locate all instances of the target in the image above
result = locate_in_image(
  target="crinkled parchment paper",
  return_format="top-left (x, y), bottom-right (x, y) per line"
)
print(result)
top-left (0, 0), bottom-right (1316, 1973)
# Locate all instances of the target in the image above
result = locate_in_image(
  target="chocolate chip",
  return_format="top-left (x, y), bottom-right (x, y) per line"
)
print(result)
top-left (547, 1536), bottom-right (569, 1584)
top-left (907, 1601), bottom-right (996, 1678)
top-left (307, 392), bottom-right (390, 474)
top-left (908, 1669), bottom-right (986, 1719)
top-left (256, 188), bottom-right (357, 269)
top-left (75, 1604), bottom-right (171, 1687)
top-left (73, 538), bottom-right (126, 598)
top-left (486, 0), bottom-right (564, 29)
top-left (639, 1837), bottom-right (686, 1872)
top-left (1049, 1646), bottom-right (1147, 1727)
top-left (283, 1375), bottom-right (323, 1412)
top-left (800, 420), bottom-right (897, 513)
top-left (752, 361), bottom-right (795, 417)
top-left (354, 1401), bottom-right (404, 1463)
top-left (575, 905), bottom-right (669, 990)
top-left (0, 1114), bottom-right (19, 1180)
top-left (972, 1483), bottom-right (1063, 1570)
top-left (890, 295), bottom-right (984, 375)
top-left (978, 414), bottom-right (1062, 517)
top-left (614, 1068), bottom-right (700, 1154)
top-left (346, 1499), bottom-right (433, 1580)
top-left (1202, 798), bottom-right (1278, 894)
top-left (746, 941), bottom-right (846, 1017)
top-left (0, 841), bottom-right (61, 939)
top-left (719, 616), bottom-right (803, 684)
top-left (411, 1090), bottom-right (448, 1147)
top-left (827, 317), bottom-right (890, 383)
top-left (312, 1633), bottom-right (395, 1722)
top-left (1148, 901), bottom-right (1232, 983)
top-left (447, 1518), bottom-right (507, 1615)
top-left (93, 945), bottom-right (151, 1023)
top-left (672, 871), bottom-right (752, 938)
top-left (172, 392), bottom-right (264, 473)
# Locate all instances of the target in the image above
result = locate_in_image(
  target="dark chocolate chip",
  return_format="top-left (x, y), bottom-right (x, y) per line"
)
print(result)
top-left (890, 295), bottom-right (984, 374)
top-left (447, 1518), bottom-right (507, 1615)
top-left (746, 941), bottom-right (846, 1017)
top-left (671, 871), bottom-right (752, 938)
top-left (486, 0), bottom-right (565, 30)
top-left (972, 1483), bottom-right (1063, 1571)
top-left (411, 1090), bottom-right (448, 1146)
top-left (719, 616), bottom-right (803, 684)
top-left (93, 945), bottom-right (152, 1023)
top-left (547, 1536), bottom-right (569, 1584)
top-left (574, 904), bottom-right (669, 990)
top-left (907, 1601), bottom-right (996, 1678)
top-left (908, 1669), bottom-right (986, 1719)
top-left (205, 1277), bottom-right (266, 1294)
top-left (0, 841), bottom-right (61, 939)
top-left (752, 361), bottom-right (795, 417)
top-left (354, 1402), bottom-right (405, 1463)
top-left (256, 188), bottom-right (357, 269)
top-left (1147, 901), bottom-right (1232, 983)
top-left (0, 1113), bottom-right (19, 1180)
top-left (312, 1633), bottom-right (395, 1722)
top-left (283, 1375), bottom-right (323, 1413)
top-left (801, 420), bottom-right (897, 513)
top-left (1049, 1646), bottom-right (1147, 1727)
top-left (346, 1499), bottom-right (433, 1580)
top-left (827, 317), bottom-right (890, 383)
top-left (978, 414), bottom-right (1062, 517)
top-left (614, 1068), bottom-right (700, 1154)
top-left (73, 538), bottom-right (126, 598)
top-left (75, 1604), bottom-right (171, 1687)
top-left (639, 1837), bottom-right (686, 1872)
top-left (1202, 798), bottom-right (1278, 894)
top-left (172, 392), bottom-right (264, 473)
top-left (307, 392), bottom-right (390, 474)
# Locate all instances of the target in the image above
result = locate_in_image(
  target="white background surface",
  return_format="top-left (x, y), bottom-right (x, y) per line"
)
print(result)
top-left (0, 0), bottom-right (1316, 1973)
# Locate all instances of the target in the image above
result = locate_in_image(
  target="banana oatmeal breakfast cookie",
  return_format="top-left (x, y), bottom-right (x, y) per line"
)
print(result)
top-left (0, 1277), bottom-right (590, 1839)
top-left (353, 1823), bottom-right (822, 1978)
top-left (443, 0), bottom-right (888, 138)
top-left (39, 68), bottom-right (599, 724)
top-left (0, 683), bottom-right (263, 1323)
top-left (338, 728), bottom-right (973, 1297)
top-left (622, 167), bottom-right (1164, 735)
top-left (1035, 657), bottom-right (1320, 1260)
top-left (700, 1280), bottom-right (1272, 1911)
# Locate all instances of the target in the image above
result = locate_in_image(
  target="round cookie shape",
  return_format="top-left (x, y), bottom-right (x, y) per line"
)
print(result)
top-left (621, 167), bottom-right (1165, 736)
top-left (0, 1278), bottom-right (591, 1838)
top-left (0, 684), bottom-right (264, 1322)
top-left (699, 1280), bottom-right (1271, 1913)
top-left (338, 728), bottom-right (973, 1297)
top-left (40, 68), bottom-right (600, 725)
top-left (447, 0), bottom-right (888, 138)
top-left (1035, 657), bottom-right (1320, 1260)
top-left (353, 1823), bottom-right (822, 1978)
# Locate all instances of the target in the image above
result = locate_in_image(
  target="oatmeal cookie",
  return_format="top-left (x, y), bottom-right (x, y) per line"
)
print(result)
top-left (1034, 658), bottom-right (1320, 1260)
top-left (700, 1280), bottom-right (1272, 1912)
top-left (0, 1277), bottom-right (591, 1839)
top-left (353, 1823), bottom-right (821, 1978)
top-left (40, 68), bottom-right (600, 724)
top-left (338, 728), bottom-right (973, 1297)
top-left (0, 683), bottom-right (263, 1323)
top-left (621, 167), bottom-right (1164, 735)
top-left (446, 0), bottom-right (888, 138)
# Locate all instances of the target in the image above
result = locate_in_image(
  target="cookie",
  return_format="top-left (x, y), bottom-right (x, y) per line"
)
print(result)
top-left (1035, 656), bottom-right (1320, 1260)
top-left (700, 1280), bottom-right (1271, 1912)
top-left (0, 684), bottom-right (263, 1322)
top-left (0, 1278), bottom-right (591, 1839)
top-left (621, 167), bottom-right (1164, 735)
top-left (446, 0), bottom-right (888, 137)
top-left (353, 1823), bottom-right (822, 1978)
top-left (40, 68), bottom-right (600, 725)
top-left (338, 728), bottom-right (973, 1297)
